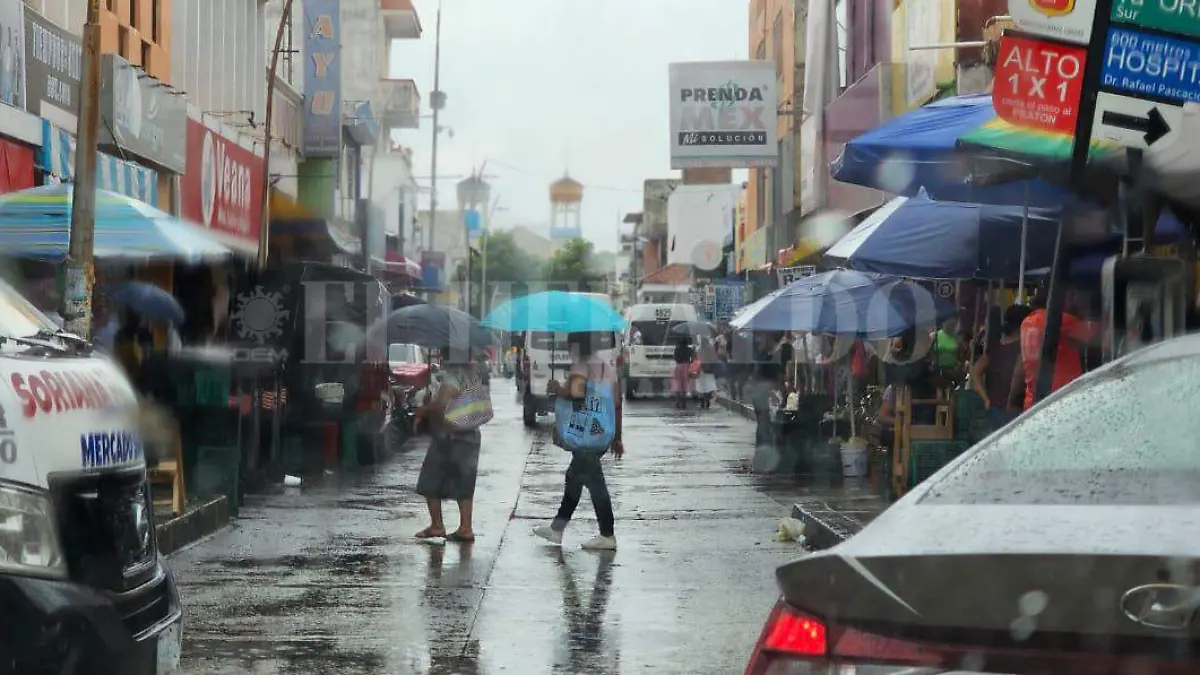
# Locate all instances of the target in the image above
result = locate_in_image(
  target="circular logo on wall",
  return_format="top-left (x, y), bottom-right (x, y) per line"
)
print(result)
top-left (231, 286), bottom-right (290, 345)
top-left (691, 240), bottom-right (723, 270)
top-left (934, 280), bottom-right (955, 299)
top-left (200, 130), bottom-right (217, 227)
top-left (113, 64), bottom-right (142, 142)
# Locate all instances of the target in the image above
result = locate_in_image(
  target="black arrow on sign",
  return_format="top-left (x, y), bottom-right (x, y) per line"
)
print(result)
top-left (1101, 107), bottom-right (1172, 146)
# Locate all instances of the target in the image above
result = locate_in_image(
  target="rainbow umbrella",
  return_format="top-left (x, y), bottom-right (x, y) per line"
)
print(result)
top-left (833, 94), bottom-right (1126, 205)
top-left (0, 183), bottom-right (233, 262)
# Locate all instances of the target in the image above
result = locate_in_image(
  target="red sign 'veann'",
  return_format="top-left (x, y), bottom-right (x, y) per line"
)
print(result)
top-left (992, 33), bottom-right (1088, 135)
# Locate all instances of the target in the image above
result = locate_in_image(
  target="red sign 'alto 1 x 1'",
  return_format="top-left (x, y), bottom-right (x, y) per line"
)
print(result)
top-left (181, 118), bottom-right (265, 248)
top-left (992, 32), bottom-right (1088, 135)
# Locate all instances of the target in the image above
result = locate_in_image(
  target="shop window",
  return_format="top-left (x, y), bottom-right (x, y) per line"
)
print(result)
top-left (129, 0), bottom-right (138, 28)
top-left (141, 41), bottom-right (151, 69)
top-left (151, 0), bottom-right (160, 42)
top-left (117, 25), bottom-right (130, 60)
top-left (835, 0), bottom-right (848, 89)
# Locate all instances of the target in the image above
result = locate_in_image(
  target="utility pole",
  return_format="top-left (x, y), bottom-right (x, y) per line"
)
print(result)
top-left (259, 0), bottom-right (297, 269)
top-left (426, 0), bottom-right (444, 255)
top-left (61, 0), bottom-right (102, 339)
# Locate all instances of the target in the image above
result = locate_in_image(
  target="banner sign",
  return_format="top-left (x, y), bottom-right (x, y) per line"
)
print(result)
top-left (24, 7), bottom-right (76, 130)
top-left (302, 0), bottom-right (342, 157)
top-left (777, 265), bottom-right (817, 287)
top-left (181, 118), bottom-right (264, 246)
top-left (98, 54), bottom-right (187, 172)
top-left (668, 60), bottom-right (778, 169)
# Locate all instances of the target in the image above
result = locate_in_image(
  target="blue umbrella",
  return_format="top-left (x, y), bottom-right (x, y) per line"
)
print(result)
top-left (104, 281), bottom-right (185, 324)
top-left (482, 291), bottom-right (627, 332)
top-left (831, 94), bottom-right (1069, 207)
top-left (729, 269), bottom-right (956, 338)
top-left (0, 183), bottom-right (232, 262)
top-left (823, 190), bottom-right (1063, 281)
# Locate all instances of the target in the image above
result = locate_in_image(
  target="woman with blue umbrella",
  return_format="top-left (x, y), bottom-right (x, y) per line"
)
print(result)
top-left (484, 292), bottom-right (627, 550)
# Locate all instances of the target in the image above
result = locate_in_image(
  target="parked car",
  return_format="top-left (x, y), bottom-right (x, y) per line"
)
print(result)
top-left (746, 333), bottom-right (1200, 675)
top-left (388, 343), bottom-right (432, 435)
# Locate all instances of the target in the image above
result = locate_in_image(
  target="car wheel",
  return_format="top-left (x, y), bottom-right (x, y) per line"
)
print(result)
top-left (523, 394), bottom-right (538, 427)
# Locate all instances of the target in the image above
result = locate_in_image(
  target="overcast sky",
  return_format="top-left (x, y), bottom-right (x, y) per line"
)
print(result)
top-left (388, 0), bottom-right (748, 252)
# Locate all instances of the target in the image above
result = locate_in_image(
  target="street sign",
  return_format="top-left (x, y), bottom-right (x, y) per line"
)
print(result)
top-left (1101, 28), bottom-right (1200, 104)
top-left (1009, 0), bottom-right (1097, 44)
top-left (1091, 91), bottom-right (1182, 148)
top-left (992, 33), bottom-right (1089, 134)
top-left (1112, 0), bottom-right (1200, 40)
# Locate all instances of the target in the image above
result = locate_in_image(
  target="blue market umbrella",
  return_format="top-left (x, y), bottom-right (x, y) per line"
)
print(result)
top-left (823, 190), bottom-right (1063, 281)
top-left (0, 183), bottom-right (232, 262)
top-left (381, 304), bottom-right (493, 358)
top-left (832, 94), bottom-right (1069, 207)
top-left (729, 269), bottom-right (956, 338)
top-left (482, 291), bottom-right (627, 333)
top-left (103, 281), bottom-right (185, 324)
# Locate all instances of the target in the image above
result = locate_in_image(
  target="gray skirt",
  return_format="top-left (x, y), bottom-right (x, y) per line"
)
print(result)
top-left (416, 434), bottom-right (482, 501)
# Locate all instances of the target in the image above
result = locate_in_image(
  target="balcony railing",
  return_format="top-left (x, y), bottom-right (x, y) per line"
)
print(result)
top-left (381, 0), bottom-right (422, 40)
top-left (380, 78), bottom-right (421, 132)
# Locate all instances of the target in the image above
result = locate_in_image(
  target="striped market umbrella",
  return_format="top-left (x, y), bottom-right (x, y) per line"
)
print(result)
top-left (0, 183), bottom-right (232, 262)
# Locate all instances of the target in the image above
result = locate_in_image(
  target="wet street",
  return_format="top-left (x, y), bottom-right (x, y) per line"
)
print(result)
top-left (170, 386), bottom-right (810, 674)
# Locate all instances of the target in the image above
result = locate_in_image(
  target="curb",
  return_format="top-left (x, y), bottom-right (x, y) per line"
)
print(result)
top-left (157, 496), bottom-right (230, 556)
top-left (714, 392), bottom-right (755, 421)
top-left (791, 499), bottom-right (866, 551)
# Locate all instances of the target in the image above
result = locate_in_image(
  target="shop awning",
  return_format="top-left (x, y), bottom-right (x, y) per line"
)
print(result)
top-left (39, 121), bottom-right (158, 206)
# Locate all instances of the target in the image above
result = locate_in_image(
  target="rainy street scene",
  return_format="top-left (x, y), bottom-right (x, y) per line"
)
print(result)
top-left (2, 0), bottom-right (1200, 673)
top-left (170, 392), bottom-right (814, 674)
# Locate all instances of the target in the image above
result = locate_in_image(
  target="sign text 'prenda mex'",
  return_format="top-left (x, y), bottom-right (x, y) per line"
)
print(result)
top-left (676, 84), bottom-right (768, 147)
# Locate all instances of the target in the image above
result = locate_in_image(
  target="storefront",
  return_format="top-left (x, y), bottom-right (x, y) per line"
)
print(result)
top-left (39, 121), bottom-right (158, 204)
top-left (98, 53), bottom-right (187, 212)
top-left (180, 116), bottom-right (263, 257)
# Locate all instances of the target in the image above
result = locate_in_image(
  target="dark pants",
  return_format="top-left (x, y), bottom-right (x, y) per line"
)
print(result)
top-left (552, 452), bottom-right (615, 537)
top-left (986, 407), bottom-right (1019, 433)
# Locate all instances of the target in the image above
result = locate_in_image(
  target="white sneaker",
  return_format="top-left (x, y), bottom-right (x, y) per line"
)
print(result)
top-left (581, 535), bottom-right (617, 551)
top-left (532, 524), bottom-right (563, 545)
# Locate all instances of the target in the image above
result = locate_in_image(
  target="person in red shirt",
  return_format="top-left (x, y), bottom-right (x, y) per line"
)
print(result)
top-left (1009, 288), bottom-right (1100, 410)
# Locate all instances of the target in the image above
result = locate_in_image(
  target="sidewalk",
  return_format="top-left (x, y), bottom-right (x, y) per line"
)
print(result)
top-left (714, 391), bottom-right (888, 549)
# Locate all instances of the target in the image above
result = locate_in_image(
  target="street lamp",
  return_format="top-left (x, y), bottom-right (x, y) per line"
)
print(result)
top-left (426, 0), bottom-right (445, 256)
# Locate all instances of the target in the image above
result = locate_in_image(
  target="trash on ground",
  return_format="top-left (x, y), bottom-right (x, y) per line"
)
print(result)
top-left (283, 475), bottom-right (302, 487)
top-left (775, 517), bottom-right (807, 543)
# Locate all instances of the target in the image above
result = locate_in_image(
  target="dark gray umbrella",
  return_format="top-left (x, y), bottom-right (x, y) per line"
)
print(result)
top-left (669, 321), bottom-right (714, 338)
top-left (381, 304), bottom-right (492, 360)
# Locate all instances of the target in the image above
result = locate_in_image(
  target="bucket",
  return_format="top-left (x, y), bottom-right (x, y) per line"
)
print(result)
top-left (840, 438), bottom-right (869, 478)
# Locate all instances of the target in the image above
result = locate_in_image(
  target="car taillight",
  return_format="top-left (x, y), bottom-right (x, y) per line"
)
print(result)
top-left (745, 601), bottom-right (827, 675)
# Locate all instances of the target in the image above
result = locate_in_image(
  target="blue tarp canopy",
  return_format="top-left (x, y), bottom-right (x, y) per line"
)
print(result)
top-left (824, 190), bottom-right (1063, 281)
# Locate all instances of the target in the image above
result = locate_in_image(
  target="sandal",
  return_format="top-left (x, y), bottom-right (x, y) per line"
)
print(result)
top-left (447, 531), bottom-right (475, 542)
top-left (414, 526), bottom-right (446, 539)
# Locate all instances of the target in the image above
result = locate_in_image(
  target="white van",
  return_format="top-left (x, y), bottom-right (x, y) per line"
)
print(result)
top-left (0, 280), bottom-right (182, 673)
top-left (521, 293), bottom-right (621, 426)
top-left (623, 303), bottom-right (700, 399)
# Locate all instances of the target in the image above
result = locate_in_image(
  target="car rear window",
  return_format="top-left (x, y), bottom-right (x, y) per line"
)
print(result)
top-left (529, 332), bottom-right (615, 351)
top-left (628, 321), bottom-right (682, 346)
top-left (922, 356), bottom-right (1200, 505)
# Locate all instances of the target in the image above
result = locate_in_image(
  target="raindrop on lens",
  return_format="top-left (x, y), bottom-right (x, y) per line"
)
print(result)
top-left (1010, 614), bottom-right (1037, 641)
top-left (1019, 589), bottom-right (1049, 616)
top-left (875, 154), bottom-right (916, 194)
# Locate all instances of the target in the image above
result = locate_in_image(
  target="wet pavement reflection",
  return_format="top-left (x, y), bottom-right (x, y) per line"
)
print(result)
top-left (171, 386), bottom-right (816, 674)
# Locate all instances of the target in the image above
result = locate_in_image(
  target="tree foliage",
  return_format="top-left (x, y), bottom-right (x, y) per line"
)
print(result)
top-left (543, 238), bottom-right (610, 294)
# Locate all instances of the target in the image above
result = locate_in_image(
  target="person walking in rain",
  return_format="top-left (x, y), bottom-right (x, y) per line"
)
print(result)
top-left (413, 349), bottom-right (486, 542)
top-left (534, 332), bottom-right (624, 550)
top-left (671, 336), bottom-right (695, 409)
